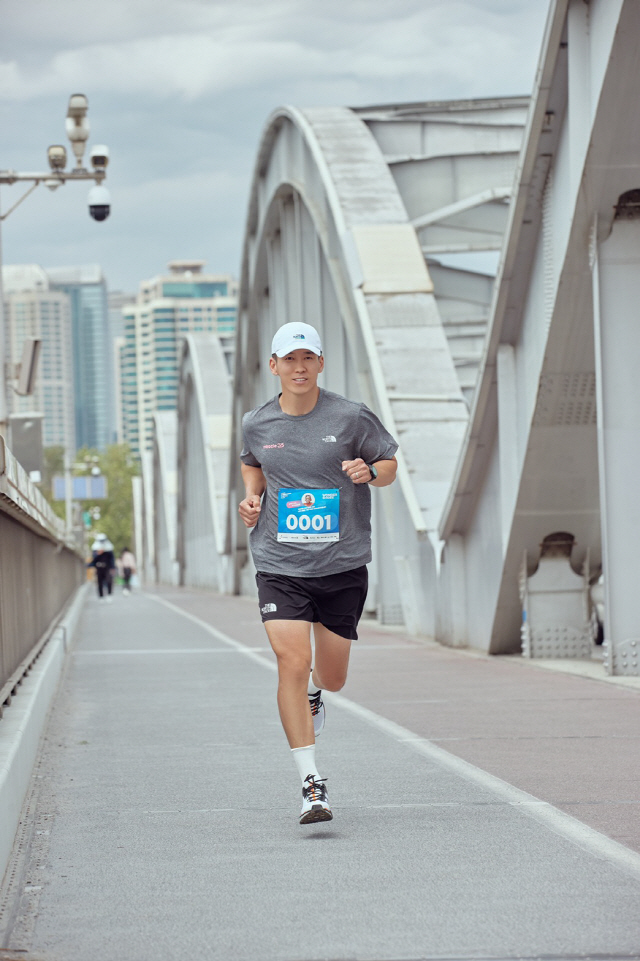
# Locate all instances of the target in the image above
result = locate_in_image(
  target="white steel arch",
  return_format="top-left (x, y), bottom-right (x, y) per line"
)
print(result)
top-left (177, 334), bottom-right (232, 591)
top-left (435, 0), bottom-right (640, 675)
top-left (229, 99), bottom-right (526, 631)
top-left (151, 411), bottom-right (178, 586)
top-left (140, 0), bottom-right (640, 675)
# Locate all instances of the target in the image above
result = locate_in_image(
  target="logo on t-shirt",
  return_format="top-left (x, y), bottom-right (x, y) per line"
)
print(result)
top-left (261, 602), bottom-right (277, 614)
top-left (263, 443), bottom-right (284, 449)
top-left (322, 435), bottom-right (336, 443)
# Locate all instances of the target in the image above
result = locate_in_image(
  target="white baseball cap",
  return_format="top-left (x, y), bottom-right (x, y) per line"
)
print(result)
top-left (271, 322), bottom-right (323, 357)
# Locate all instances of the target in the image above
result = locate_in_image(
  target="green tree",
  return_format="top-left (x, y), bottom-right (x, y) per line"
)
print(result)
top-left (77, 444), bottom-right (140, 556)
top-left (41, 446), bottom-right (66, 521)
top-left (42, 444), bottom-right (140, 554)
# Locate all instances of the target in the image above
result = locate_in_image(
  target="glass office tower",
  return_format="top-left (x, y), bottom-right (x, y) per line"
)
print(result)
top-left (47, 265), bottom-right (112, 450)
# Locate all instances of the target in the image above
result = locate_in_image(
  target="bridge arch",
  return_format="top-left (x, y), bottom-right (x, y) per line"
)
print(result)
top-left (177, 334), bottom-right (232, 592)
top-left (151, 411), bottom-right (178, 586)
top-left (229, 102), bottom-right (525, 630)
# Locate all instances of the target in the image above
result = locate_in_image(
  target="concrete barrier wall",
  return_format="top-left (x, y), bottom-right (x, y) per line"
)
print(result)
top-left (0, 434), bottom-right (87, 889)
top-left (0, 581), bottom-right (88, 890)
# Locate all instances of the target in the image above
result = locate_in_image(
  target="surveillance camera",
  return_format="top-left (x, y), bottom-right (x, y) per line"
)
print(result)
top-left (67, 93), bottom-right (89, 120)
top-left (47, 144), bottom-right (67, 171)
top-left (88, 184), bottom-right (111, 222)
top-left (90, 144), bottom-right (109, 170)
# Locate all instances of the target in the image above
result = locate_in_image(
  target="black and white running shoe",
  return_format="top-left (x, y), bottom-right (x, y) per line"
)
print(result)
top-left (300, 775), bottom-right (332, 824)
top-left (308, 688), bottom-right (325, 736)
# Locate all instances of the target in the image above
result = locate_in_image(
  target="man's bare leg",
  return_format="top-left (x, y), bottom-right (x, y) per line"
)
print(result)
top-left (305, 623), bottom-right (352, 738)
top-left (312, 622), bottom-right (352, 693)
top-left (264, 619), bottom-right (314, 748)
top-left (265, 619), bottom-right (332, 823)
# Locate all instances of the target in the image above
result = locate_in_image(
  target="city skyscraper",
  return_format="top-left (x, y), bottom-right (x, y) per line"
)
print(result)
top-left (2, 264), bottom-right (75, 452)
top-left (119, 261), bottom-right (237, 458)
top-left (46, 265), bottom-right (112, 451)
top-left (108, 290), bottom-right (135, 444)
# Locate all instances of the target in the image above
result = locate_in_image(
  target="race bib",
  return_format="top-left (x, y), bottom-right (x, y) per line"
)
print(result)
top-left (277, 489), bottom-right (340, 543)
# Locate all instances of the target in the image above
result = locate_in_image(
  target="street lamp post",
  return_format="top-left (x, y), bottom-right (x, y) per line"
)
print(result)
top-left (0, 93), bottom-right (111, 441)
top-left (66, 453), bottom-right (102, 549)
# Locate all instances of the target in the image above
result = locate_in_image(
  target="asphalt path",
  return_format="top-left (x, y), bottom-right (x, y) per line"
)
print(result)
top-left (1, 588), bottom-right (639, 961)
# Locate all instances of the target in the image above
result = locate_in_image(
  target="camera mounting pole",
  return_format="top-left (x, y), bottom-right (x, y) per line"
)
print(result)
top-left (0, 93), bottom-right (110, 441)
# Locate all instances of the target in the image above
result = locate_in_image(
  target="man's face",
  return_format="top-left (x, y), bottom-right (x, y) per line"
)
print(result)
top-left (270, 349), bottom-right (324, 394)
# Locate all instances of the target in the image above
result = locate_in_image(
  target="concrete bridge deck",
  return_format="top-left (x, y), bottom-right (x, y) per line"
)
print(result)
top-left (1, 586), bottom-right (639, 960)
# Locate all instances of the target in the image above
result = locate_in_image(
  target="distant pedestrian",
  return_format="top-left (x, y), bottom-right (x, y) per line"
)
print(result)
top-left (119, 547), bottom-right (137, 595)
top-left (87, 537), bottom-right (116, 601)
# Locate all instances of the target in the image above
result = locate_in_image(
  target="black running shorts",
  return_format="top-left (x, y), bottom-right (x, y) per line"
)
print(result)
top-left (255, 566), bottom-right (368, 640)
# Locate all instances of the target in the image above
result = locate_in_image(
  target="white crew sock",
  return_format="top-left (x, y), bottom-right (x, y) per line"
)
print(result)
top-left (291, 745), bottom-right (321, 785)
top-left (308, 670), bottom-right (321, 695)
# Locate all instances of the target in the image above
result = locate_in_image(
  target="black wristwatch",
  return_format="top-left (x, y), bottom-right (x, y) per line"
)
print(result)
top-left (366, 463), bottom-right (378, 482)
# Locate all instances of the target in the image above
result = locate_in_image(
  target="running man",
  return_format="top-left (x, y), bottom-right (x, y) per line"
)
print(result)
top-left (239, 321), bottom-right (398, 824)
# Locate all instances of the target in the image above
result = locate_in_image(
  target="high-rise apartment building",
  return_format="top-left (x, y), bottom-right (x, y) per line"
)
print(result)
top-left (46, 265), bottom-right (112, 451)
top-left (119, 261), bottom-right (237, 458)
top-left (108, 291), bottom-right (135, 444)
top-left (2, 264), bottom-right (75, 452)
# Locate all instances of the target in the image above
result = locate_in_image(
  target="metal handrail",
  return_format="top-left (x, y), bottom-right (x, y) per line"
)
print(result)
top-left (0, 436), bottom-right (84, 708)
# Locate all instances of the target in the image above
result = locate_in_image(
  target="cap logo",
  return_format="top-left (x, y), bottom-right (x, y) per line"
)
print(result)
top-left (293, 334), bottom-right (305, 340)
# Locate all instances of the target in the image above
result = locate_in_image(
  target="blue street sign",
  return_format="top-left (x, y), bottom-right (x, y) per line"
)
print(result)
top-left (52, 475), bottom-right (108, 500)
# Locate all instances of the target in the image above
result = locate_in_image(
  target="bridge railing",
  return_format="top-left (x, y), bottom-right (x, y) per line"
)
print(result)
top-left (0, 436), bottom-right (84, 713)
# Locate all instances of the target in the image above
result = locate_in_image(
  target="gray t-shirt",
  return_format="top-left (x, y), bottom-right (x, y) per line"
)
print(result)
top-left (241, 389), bottom-right (398, 577)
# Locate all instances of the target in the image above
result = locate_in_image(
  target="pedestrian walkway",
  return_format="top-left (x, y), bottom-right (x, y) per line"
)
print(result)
top-left (1, 586), bottom-right (640, 961)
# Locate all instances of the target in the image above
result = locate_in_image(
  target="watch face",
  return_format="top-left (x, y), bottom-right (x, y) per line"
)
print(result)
top-left (368, 464), bottom-right (378, 480)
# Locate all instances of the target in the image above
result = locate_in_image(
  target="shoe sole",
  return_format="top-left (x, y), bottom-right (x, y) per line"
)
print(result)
top-left (300, 804), bottom-right (333, 825)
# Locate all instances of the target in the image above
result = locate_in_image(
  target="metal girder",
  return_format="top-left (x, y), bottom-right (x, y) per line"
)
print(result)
top-left (411, 188), bottom-right (512, 230)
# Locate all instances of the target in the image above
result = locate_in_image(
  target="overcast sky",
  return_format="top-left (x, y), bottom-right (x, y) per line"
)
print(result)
top-left (0, 0), bottom-right (550, 294)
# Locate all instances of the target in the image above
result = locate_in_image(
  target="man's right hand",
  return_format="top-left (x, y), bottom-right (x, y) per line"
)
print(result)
top-left (239, 494), bottom-right (262, 528)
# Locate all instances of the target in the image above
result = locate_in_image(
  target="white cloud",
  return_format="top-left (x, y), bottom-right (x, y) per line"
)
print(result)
top-left (1, 1), bottom-right (545, 103)
top-left (0, 0), bottom-right (550, 290)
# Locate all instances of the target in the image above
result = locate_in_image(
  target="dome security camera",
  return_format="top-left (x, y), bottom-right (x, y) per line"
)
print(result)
top-left (88, 184), bottom-right (111, 221)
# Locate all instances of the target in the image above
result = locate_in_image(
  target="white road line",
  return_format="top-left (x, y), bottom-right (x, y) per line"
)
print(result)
top-left (328, 698), bottom-right (640, 878)
top-left (147, 592), bottom-right (640, 879)
top-left (350, 644), bottom-right (419, 651)
top-left (146, 593), bottom-right (278, 673)
top-left (74, 648), bottom-right (268, 656)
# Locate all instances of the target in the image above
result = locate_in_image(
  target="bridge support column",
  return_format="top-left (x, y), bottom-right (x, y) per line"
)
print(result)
top-left (592, 216), bottom-right (640, 674)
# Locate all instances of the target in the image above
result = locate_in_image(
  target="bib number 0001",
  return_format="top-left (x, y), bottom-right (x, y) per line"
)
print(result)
top-left (277, 488), bottom-right (340, 543)
top-left (286, 513), bottom-right (333, 532)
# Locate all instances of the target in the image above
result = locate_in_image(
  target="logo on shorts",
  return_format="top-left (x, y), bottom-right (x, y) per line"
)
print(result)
top-left (261, 603), bottom-right (277, 614)
top-left (322, 435), bottom-right (336, 442)
top-left (263, 443), bottom-right (284, 449)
